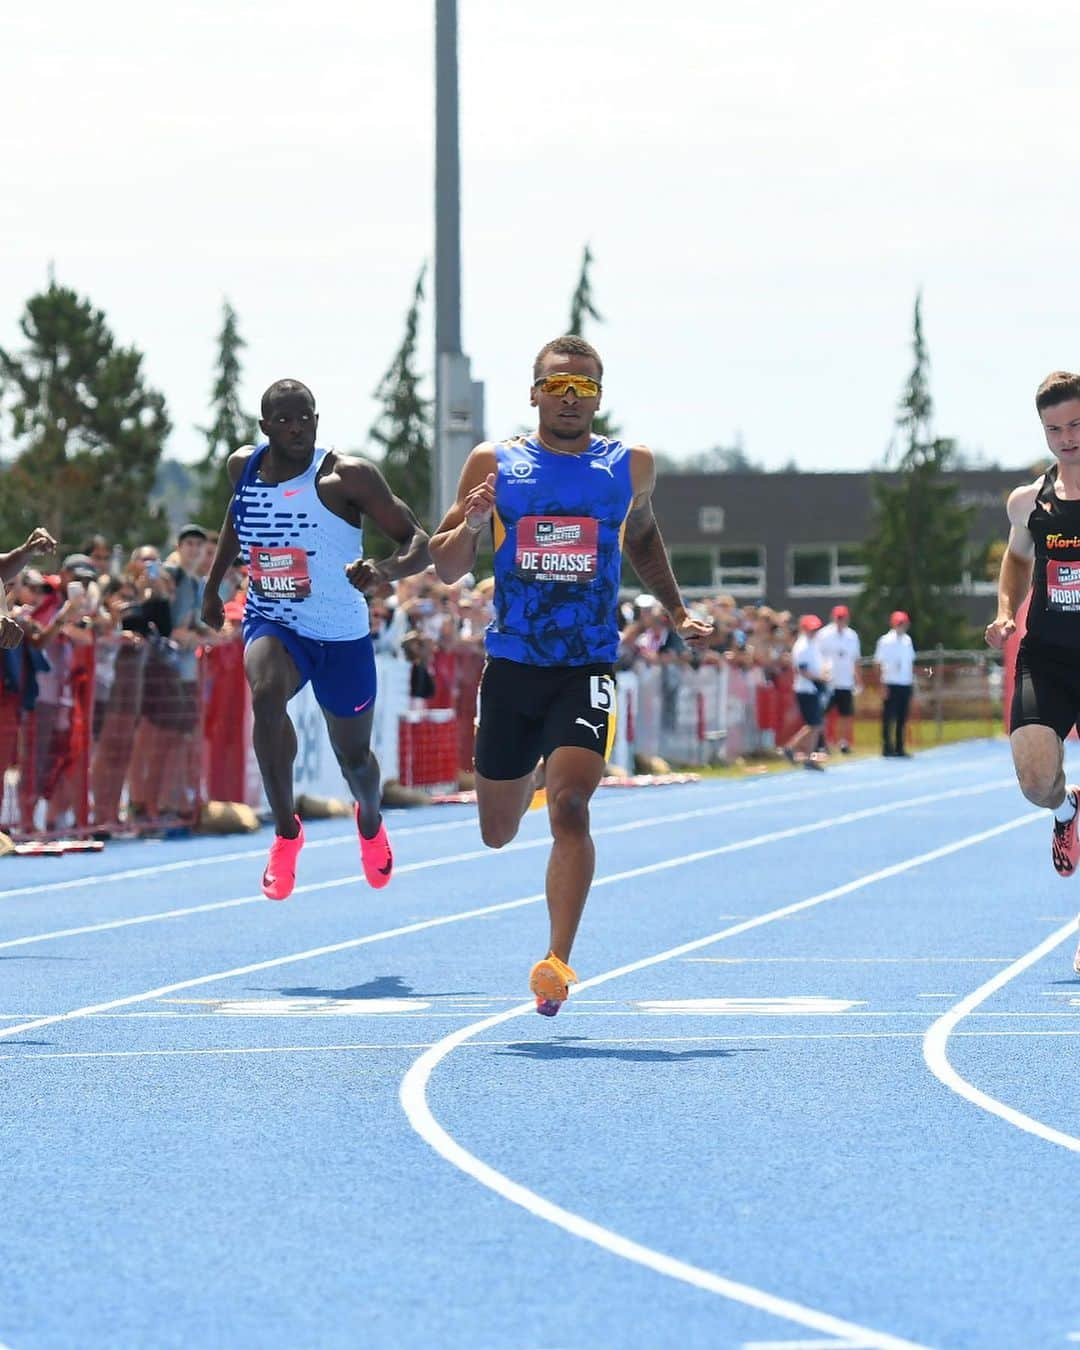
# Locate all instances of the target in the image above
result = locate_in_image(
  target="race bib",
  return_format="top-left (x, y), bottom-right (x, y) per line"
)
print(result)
top-left (1047, 560), bottom-right (1080, 611)
top-left (249, 546), bottom-right (312, 599)
top-left (515, 516), bottom-right (598, 584)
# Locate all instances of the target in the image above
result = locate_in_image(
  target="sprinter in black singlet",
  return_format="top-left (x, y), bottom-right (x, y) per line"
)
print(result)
top-left (986, 371), bottom-right (1080, 972)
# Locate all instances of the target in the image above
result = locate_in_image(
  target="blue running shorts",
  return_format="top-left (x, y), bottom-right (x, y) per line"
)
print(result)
top-left (243, 616), bottom-right (377, 718)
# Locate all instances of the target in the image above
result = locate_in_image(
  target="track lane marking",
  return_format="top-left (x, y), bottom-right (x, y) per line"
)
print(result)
top-left (13, 1026), bottom-right (1080, 1063)
top-left (0, 784), bottom-right (1025, 1043)
top-left (0, 753), bottom-right (991, 904)
top-left (0, 779), bottom-right (1017, 953)
top-left (399, 811), bottom-right (1038, 1348)
top-left (923, 918), bottom-right (1080, 1151)
top-left (0, 788), bottom-right (1028, 1046)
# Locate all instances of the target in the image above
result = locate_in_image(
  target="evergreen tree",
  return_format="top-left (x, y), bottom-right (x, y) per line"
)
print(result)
top-left (567, 244), bottom-right (619, 439)
top-left (857, 294), bottom-right (975, 647)
top-left (0, 279), bottom-right (170, 549)
top-left (366, 266), bottom-right (433, 554)
top-left (569, 243), bottom-right (603, 335)
top-left (196, 299), bottom-right (257, 529)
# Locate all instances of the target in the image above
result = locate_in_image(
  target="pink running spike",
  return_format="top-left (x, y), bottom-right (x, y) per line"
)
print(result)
top-left (262, 817), bottom-right (304, 900)
top-left (357, 809), bottom-right (393, 888)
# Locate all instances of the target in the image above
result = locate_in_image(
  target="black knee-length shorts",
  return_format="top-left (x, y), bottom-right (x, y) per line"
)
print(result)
top-left (1011, 637), bottom-right (1080, 740)
top-left (474, 658), bottom-right (617, 781)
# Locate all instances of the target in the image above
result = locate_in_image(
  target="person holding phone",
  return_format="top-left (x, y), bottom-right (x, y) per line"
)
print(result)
top-left (429, 336), bottom-right (713, 1016)
top-left (0, 528), bottom-right (58, 649)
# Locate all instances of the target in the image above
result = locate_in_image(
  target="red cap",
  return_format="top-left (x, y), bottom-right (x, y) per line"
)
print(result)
top-left (831, 605), bottom-right (849, 619)
top-left (890, 610), bottom-right (910, 626)
top-left (799, 614), bottom-right (822, 632)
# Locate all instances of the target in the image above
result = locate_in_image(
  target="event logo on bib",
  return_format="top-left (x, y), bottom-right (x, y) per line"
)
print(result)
top-left (1047, 559), bottom-right (1080, 610)
top-left (249, 546), bottom-right (312, 599)
top-left (515, 515), bottom-right (598, 583)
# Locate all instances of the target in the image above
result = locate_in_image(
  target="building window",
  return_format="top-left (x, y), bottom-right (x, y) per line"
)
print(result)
top-left (790, 544), bottom-right (866, 594)
top-left (670, 549), bottom-right (715, 588)
top-left (715, 547), bottom-right (765, 597)
top-left (698, 506), bottom-right (725, 534)
top-left (836, 545), bottom-right (866, 587)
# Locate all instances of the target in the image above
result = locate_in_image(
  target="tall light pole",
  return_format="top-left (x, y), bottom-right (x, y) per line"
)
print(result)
top-left (434, 0), bottom-right (483, 523)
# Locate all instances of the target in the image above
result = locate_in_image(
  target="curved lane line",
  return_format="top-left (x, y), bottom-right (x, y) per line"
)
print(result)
top-left (401, 813), bottom-right (1039, 1348)
top-left (923, 917), bottom-right (1080, 1151)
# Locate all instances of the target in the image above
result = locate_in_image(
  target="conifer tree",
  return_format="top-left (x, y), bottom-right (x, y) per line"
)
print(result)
top-left (196, 300), bottom-right (257, 530)
top-left (366, 266), bottom-right (433, 554)
top-left (567, 244), bottom-right (618, 440)
top-left (0, 278), bottom-right (170, 549)
top-left (857, 294), bottom-right (975, 647)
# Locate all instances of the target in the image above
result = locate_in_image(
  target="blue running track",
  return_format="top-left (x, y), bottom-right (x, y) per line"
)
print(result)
top-left (2, 740), bottom-right (1079, 1349)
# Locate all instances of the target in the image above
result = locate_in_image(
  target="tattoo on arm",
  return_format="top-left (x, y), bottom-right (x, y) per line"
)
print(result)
top-left (623, 498), bottom-right (683, 616)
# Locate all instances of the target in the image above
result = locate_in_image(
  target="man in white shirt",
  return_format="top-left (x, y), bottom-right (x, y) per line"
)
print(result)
top-left (874, 611), bottom-right (916, 757)
top-left (781, 614), bottom-right (827, 771)
top-left (819, 604), bottom-right (861, 754)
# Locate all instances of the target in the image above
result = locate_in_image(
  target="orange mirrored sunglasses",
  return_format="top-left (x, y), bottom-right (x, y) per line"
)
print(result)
top-left (533, 373), bottom-right (602, 399)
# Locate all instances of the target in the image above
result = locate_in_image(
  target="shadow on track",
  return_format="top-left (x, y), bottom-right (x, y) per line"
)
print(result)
top-left (258, 974), bottom-right (485, 999)
top-left (498, 1038), bottom-right (765, 1064)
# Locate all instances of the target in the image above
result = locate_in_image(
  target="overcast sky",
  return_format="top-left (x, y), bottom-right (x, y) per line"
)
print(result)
top-left (3, 0), bottom-right (1073, 479)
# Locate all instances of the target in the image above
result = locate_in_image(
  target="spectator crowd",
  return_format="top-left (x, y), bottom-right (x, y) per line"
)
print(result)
top-left (0, 522), bottom-right (914, 834)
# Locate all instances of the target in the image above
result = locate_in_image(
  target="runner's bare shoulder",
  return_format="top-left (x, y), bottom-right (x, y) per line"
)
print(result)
top-left (1006, 477), bottom-right (1043, 527)
top-left (627, 444), bottom-right (656, 495)
top-left (317, 451), bottom-right (390, 504)
top-left (227, 444), bottom-right (258, 486)
top-left (461, 442), bottom-right (498, 485)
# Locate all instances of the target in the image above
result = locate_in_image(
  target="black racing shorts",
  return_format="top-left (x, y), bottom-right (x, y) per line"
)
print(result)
top-left (1011, 637), bottom-right (1080, 740)
top-left (474, 658), bottom-right (617, 781)
top-left (796, 690), bottom-right (824, 728)
top-left (827, 688), bottom-right (855, 717)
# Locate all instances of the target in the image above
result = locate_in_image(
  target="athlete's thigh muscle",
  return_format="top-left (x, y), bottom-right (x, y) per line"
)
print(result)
top-left (244, 634), bottom-right (302, 701)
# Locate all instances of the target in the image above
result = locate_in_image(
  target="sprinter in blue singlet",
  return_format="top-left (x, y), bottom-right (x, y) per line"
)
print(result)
top-left (201, 380), bottom-right (429, 901)
top-left (430, 336), bottom-right (713, 1015)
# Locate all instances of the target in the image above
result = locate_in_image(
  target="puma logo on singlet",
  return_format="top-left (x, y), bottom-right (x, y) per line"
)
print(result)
top-left (589, 459), bottom-right (615, 479)
top-left (575, 717), bottom-right (603, 739)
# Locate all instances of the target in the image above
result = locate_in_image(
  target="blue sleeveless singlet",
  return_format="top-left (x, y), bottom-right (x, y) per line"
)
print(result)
top-left (486, 435), bottom-right (634, 666)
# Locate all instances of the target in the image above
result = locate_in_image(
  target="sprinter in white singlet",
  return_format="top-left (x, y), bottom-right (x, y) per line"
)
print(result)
top-left (202, 379), bottom-right (429, 900)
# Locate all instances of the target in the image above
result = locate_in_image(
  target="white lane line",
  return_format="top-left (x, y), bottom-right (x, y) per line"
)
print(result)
top-left (923, 919), bottom-right (1080, 1152)
top-left (0, 779), bottom-right (1019, 954)
top-left (0, 791), bottom-right (1031, 1046)
top-left (400, 814), bottom-right (1038, 1348)
top-left (0, 754), bottom-right (992, 905)
top-left (1, 800), bottom-right (743, 950)
top-left (0, 818), bottom-right (476, 902)
top-left (15, 1026), bottom-right (1080, 1063)
top-left (5, 1010), bottom-right (1080, 1023)
top-left (742, 1340), bottom-right (877, 1349)
top-left (687, 957), bottom-right (1013, 965)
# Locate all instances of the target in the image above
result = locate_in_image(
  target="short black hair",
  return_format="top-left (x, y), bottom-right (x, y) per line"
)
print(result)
top-left (261, 379), bottom-right (315, 417)
top-left (532, 335), bottom-right (603, 383)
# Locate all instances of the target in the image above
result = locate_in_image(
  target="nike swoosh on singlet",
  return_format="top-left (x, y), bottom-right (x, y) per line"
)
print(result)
top-left (282, 488), bottom-right (305, 498)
